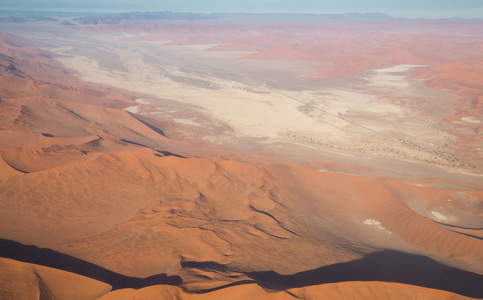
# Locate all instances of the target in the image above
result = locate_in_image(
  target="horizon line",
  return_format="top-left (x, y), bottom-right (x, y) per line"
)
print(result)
top-left (1, 9), bottom-right (482, 20)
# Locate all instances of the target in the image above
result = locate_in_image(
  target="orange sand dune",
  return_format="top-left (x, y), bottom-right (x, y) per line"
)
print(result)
top-left (236, 28), bottom-right (479, 77)
top-left (0, 33), bottom-right (60, 62)
top-left (244, 40), bottom-right (453, 77)
top-left (411, 57), bottom-right (483, 149)
top-left (99, 281), bottom-right (478, 300)
top-left (471, 95), bottom-right (483, 116)
top-left (0, 49), bottom-right (73, 80)
top-left (412, 57), bottom-right (483, 91)
top-left (0, 150), bottom-right (24, 183)
top-left (0, 258), bottom-right (111, 300)
top-left (0, 69), bottom-right (134, 108)
top-left (1, 150), bottom-right (481, 280)
top-left (1, 255), bottom-right (477, 300)
top-left (306, 46), bottom-right (450, 78)
top-left (0, 40), bottom-right (57, 60)
top-left (242, 37), bottom-right (379, 61)
top-left (1, 138), bottom-right (104, 173)
top-left (0, 93), bottom-right (171, 149)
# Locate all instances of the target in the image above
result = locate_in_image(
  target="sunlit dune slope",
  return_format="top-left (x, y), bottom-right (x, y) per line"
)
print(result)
top-left (411, 57), bottom-right (483, 148)
top-left (1, 150), bottom-right (482, 298)
top-left (0, 69), bottom-right (134, 108)
top-left (0, 95), bottom-right (171, 147)
top-left (99, 281), bottom-right (478, 300)
top-left (0, 40), bottom-right (57, 60)
top-left (413, 57), bottom-right (483, 91)
top-left (241, 38), bottom-right (380, 62)
top-left (1, 149), bottom-right (481, 280)
top-left (0, 257), bottom-right (111, 300)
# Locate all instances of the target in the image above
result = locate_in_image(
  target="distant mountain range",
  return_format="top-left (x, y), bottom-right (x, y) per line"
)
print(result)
top-left (0, 10), bottom-right (392, 24)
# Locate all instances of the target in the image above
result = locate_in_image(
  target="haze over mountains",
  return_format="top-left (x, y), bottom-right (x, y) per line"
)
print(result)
top-left (0, 10), bottom-right (482, 300)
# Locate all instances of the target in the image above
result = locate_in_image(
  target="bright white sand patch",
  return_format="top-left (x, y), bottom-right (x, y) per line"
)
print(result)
top-left (135, 98), bottom-right (151, 104)
top-left (431, 211), bottom-right (448, 221)
top-left (376, 65), bottom-right (428, 73)
top-left (365, 65), bottom-right (427, 88)
top-left (363, 219), bottom-right (392, 235)
top-left (124, 106), bottom-right (139, 113)
top-left (124, 98), bottom-right (150, 113)
top-left (461, 117), bottom-right (481, 124)
top-left (156, 108), bottom-right (177, 113)
top-left (173, 118), bottom-right (201, 126)
top-left (318, 169), bottom-right (356, 176)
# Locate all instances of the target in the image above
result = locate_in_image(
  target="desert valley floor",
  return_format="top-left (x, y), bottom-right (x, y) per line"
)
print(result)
top-left (0, 12), bottom-right (482, 299)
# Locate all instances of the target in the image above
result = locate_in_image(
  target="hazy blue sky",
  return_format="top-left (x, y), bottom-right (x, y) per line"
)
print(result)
top-left (2, 0), bottom-right (482, 18)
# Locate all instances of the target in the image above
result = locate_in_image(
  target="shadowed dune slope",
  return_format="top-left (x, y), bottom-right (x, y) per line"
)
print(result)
top-left (0, 239), bottom-right (182, 290)
top-left (1, 240), bottom-right (481, 299)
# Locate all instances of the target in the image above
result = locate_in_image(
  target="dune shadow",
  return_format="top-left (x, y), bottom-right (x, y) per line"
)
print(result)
top-left (0, 238), bottom-right (182, 290)
top-left (119, 138), bottom-right (148, 148)
top-left (156, 150), bottom-right (187, 158)
top-left (181, 260), bottom-right (228, 271)
top-left (127, 112), bottom-right (168, 138)
top-left (245, 250), bottom-right (483, 298)
top-left (2, 238), bottom-right (482, 297)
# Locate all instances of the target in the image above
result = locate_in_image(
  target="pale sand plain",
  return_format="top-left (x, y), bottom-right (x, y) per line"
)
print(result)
top-left (50, 34), bottom-right (482, 185)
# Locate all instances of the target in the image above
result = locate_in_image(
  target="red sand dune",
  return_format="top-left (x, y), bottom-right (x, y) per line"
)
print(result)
top-left (412, 57), bottom-right (483, 91)
top-left (241, 36), bottom-right (455, 77)
top-left (0, 45), bottom-right (72, 80)
top-left (98, 281), bottom-right (477, 300)
top-left (1, 254), bottom-right (477, 300)
top-left (0, 39), bottom-right (58, 60)
top-left (242, 37), bottom-right (379, 61)
top-left (1, 149), bottom-right (481, 277)
top-left (238, 29), bottom-right (480, 77)
top-left (305, 46), bottom-right (450, 78)
top-left (0, 258), bottom-right (111, 300)
top-left (411, 57), bottom-right (483, 147)
top-left (1, 149), bottom-right (482, 297)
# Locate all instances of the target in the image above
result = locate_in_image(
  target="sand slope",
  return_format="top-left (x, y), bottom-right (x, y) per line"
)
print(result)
top-left (99, 281), bottom-right (477, 300)
top-left (0, 257), bottom-right (111, 300)
top-left (413, 58), bottom-right (483, 91)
